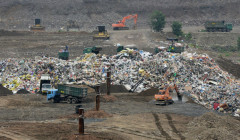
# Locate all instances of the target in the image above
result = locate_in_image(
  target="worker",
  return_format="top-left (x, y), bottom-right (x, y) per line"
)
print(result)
top-left (65, 45), bottom-right (69, 52)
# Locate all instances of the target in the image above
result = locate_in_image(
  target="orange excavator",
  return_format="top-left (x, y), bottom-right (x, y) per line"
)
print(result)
top-left (154, 84), bottom-right (181, 105)
top-left (112, 14), bottom-right (138, 30)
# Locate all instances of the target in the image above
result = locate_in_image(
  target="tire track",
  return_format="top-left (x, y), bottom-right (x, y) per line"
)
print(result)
top-left (152, 113), bottom-right (172, 140)
top-left (165, 114), bottom-right (185, 140)
top-left (0, 129), bottom-right (35, 140)
top-left (87, 126), bottom-right (162, 140)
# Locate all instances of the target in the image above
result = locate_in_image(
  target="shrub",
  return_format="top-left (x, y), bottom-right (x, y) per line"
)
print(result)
top-left (150, 11), bottom-right (166, 32)
top-left (171, 21), bottom-right (183, 36)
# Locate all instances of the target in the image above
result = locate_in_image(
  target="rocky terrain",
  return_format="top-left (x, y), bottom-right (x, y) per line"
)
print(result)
top-left (0, 0), bottom-right (240, 31)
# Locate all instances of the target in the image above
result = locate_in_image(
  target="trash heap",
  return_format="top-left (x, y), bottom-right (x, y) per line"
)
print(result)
top-left (0, 49), bottom-right (239, 116)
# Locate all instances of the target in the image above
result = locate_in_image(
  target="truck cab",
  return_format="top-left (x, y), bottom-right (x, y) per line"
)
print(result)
top-left (42, 83), bottom-right (53, 94)
top-left (47, 89), bottom-right (60, 103)
top-left (40, 74), bottom-right (51, 94)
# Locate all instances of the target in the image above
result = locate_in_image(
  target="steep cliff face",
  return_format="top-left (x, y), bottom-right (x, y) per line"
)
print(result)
top-left (0, 0), bottom-right (239, 31)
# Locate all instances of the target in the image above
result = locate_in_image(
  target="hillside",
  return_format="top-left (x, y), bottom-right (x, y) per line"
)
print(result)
top-left (0, 0), bottom-right (240, 31)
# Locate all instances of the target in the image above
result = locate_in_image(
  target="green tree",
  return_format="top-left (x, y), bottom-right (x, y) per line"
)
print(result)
top-left (150, 11), bottom-right (166, 32)
top-left (238, 37), bottom-right (240, 51)
top-left (171, 21), bottom-right (183, 36)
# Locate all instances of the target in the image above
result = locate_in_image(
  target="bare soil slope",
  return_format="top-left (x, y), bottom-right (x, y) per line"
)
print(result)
top-left (0, 0), bottom-right (239, 31)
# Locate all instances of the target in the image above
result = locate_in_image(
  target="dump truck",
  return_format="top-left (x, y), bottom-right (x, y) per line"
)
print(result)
top-left (30, 19), bottom-right (45, 31)
top-left (83, 46), bottom-right (102, 54)
top-left (40, 74), bottom-right (52, 94)
top-left (58, 46), bottom-right (69, 60)
top-left (93, 26), bottom-right (110, 40)
top-left (47, 84), bottom-right (88, 103)
top-left (205, 21), bottom-right (233, 32)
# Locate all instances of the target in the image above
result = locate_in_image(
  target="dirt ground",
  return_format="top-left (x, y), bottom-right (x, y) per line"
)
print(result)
top-left (0, 91), bottom-right (209, 140)
top-left (1, 28), bottom-right (240, 139)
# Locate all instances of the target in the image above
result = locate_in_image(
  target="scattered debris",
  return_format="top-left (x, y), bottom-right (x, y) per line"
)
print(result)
top-left (85, 109), bottom-right (112, 118)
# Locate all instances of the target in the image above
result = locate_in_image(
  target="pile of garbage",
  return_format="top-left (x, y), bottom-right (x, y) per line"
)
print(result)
top-left (0, 49), bottom-right (239, 116)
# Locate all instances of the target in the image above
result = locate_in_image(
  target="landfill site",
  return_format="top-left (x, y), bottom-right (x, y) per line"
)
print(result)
top-left (0, 0), bottom-right (240, 140)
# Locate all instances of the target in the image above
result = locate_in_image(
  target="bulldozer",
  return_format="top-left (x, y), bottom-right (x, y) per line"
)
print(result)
top-left (154, 84), bottom-right (181, 105)
top-left (93, 26), bottom-right (110, 40)
top-left (30, 19), bottom-right (45, 31)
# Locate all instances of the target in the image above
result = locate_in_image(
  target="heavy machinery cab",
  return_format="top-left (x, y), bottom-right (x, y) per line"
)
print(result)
top-left (157, 90), bottom-right (165, 95)
top-left (93, 26), bottom-right (110, 40)
top-left (154, 86), bottom-right (174, 105)
top-left (30, 18), bottom-right (45, 31)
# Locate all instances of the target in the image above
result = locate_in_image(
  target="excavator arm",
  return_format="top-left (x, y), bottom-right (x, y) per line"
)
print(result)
top-left (173, 84), bottom-right (182, 100)
top-left (112, 14), bottom-right (138, 30)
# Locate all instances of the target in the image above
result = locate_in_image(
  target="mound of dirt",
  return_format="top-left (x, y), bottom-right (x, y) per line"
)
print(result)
top-left (0, 84), bottom-right (13, 96)
top-left (99, 83), bottom-right (128, 93)
top-left (216, 57), bottom-right (240, 79)
top-left (184, 112), bottom-right (240, 140)
top-left (85, 109), bottom-right (112, 118)
top-left (16, 89), bottom-right (30, 94)
top-left (101, 95), bottom-right (117, 102)
top-left (138, 88), bottom-right (159, 96)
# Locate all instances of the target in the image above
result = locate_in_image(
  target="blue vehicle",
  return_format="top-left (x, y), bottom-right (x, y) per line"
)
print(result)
top-left (47, 84), bottom-right (88, 104)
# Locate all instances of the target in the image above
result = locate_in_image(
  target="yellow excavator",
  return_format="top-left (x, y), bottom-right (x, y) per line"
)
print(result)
top-left (30, 19), bottom-right (45, 31)
top-left (93, 26), bottom-right (110, 40)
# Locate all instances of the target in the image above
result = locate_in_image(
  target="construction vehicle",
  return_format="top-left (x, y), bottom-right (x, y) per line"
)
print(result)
top-left (166, 38), bottom-right (184, 53)
top-left (154, 84), bottom-right (181, 105)
top-left (58, 46), bottom-right (69, 60)
top-left (117, 45), bottom-right (138, 53)
top-left (129, 78), bottom-right (144, 92)
top-left (66, 20), bottom-right (79, 32)
top-left (30, 19), bottom-right (45, 31)
top-left (93, 26), bottom-right (110, 40)
top-left (83, 46), bottom-right (102, 54)
top-left (112, 14), bottom-right (138, 30)
top-left (205, 21), bottom-right (233, 32)
top-left (129, 71), bottom-right (150, 92)
top-left (47, 84), bottom-right (88, 103)
top-left (154, 46), bottom-right (167, 54)
top-left (39, 74), bottom-right (52, 94)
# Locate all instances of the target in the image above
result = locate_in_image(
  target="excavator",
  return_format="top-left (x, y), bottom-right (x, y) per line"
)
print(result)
top-left (154, 84), bottom-right (181, 105)
top-left (112, 14), bottom-right (138, 30)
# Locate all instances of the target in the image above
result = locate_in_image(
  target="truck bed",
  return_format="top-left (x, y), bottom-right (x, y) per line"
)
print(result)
top-left (58, 84), bottom-right (88, 98)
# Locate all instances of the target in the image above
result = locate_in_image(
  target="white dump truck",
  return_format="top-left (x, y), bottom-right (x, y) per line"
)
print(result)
top-left (40, 74), bottom-right (52, 94)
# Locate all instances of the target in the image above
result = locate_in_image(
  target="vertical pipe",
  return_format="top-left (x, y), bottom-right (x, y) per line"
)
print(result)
top-left (96, 94), bottom-right (100, 111)
top-left (95, 85), bottom-right (100, 111)
top-left (78, 108), bottom-right (84, 135)
top-left (107, 65), bottom-right (111, 95)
